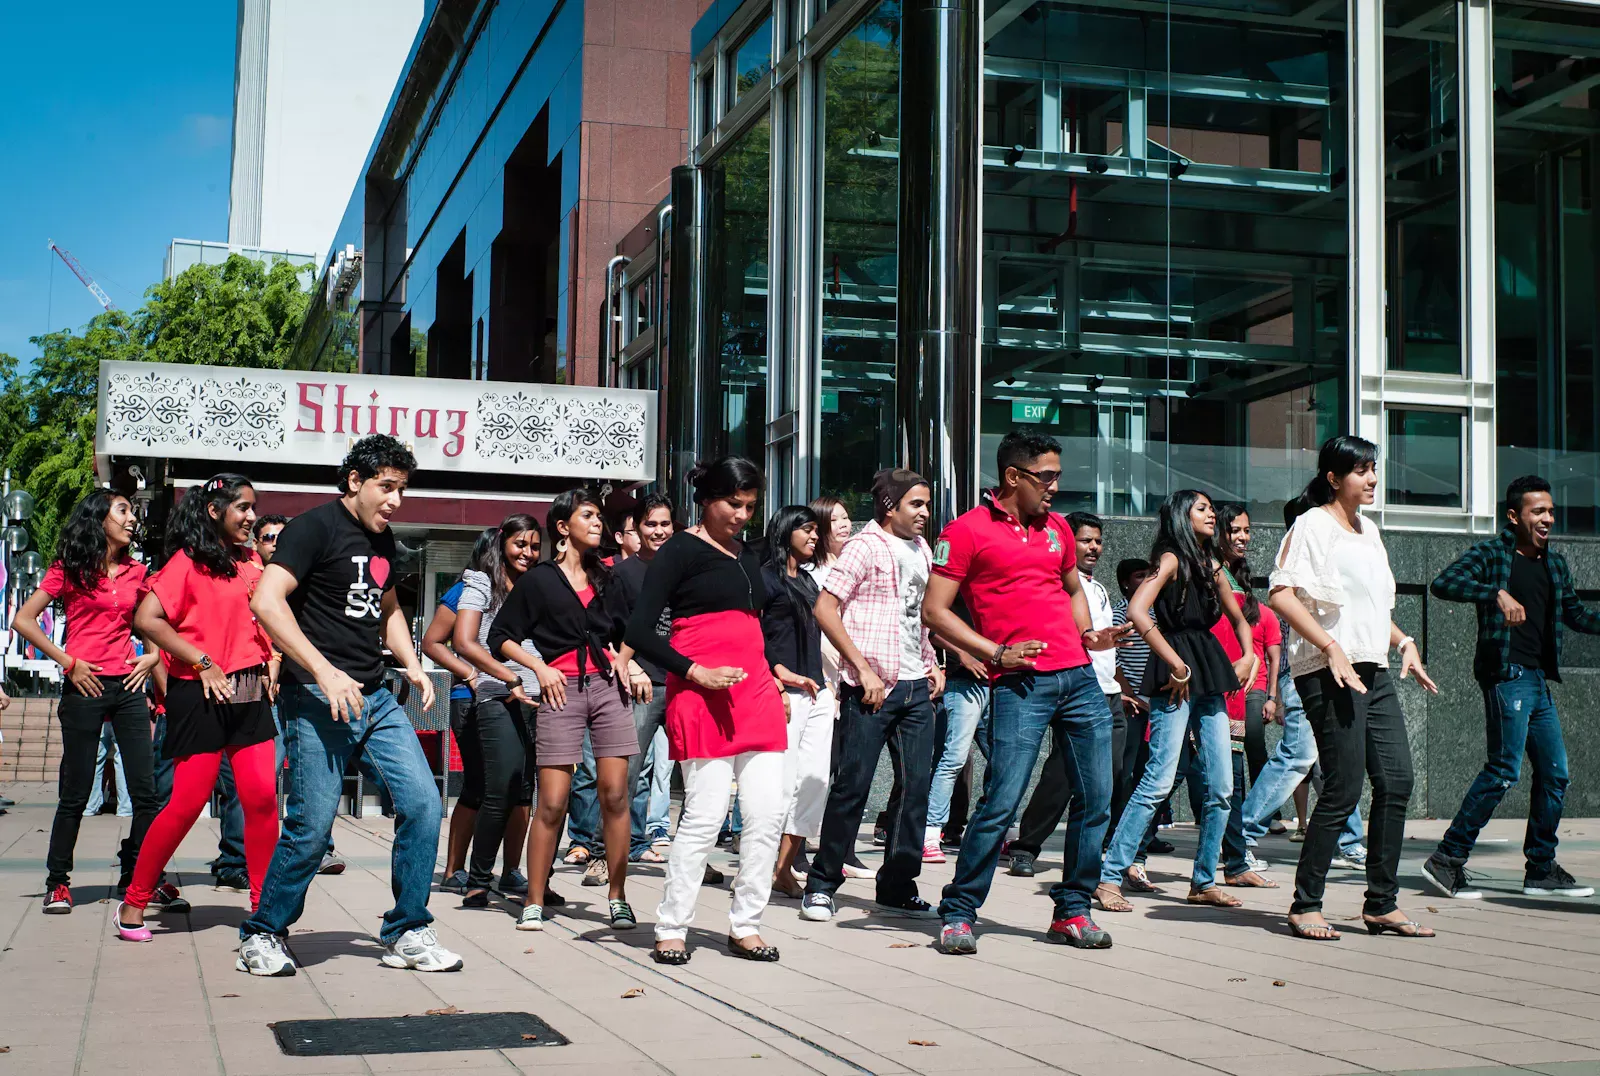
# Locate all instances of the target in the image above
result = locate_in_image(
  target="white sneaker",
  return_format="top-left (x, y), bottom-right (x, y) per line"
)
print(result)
top-left (800, 893), bottom-right (835, 922)
top-left (1331, 845), bottom-right (1368, 870)
top-left (516, 904), bottom-right (545, 931)
top-left (380, 926), bottom-right (464, 972)
top-left (237, 932), bottom-right (296, 977)
top-left (1245, 850), bottom-right (1271, 873)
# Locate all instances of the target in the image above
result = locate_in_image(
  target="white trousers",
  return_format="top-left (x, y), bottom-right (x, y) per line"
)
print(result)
top-left (655, 750), bottom-right (785, 942)
top-left (781, 688), bottom-right (835, 840)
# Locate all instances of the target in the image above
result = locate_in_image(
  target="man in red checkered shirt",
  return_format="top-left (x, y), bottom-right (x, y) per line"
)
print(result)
top-left (801, 469), bottom-right (945, 924)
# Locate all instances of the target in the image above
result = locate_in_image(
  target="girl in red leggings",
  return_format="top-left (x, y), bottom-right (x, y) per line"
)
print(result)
top-left (117, 473), bottom-right (279, 941)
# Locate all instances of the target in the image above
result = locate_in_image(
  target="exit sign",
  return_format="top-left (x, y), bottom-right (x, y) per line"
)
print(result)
top-left (1012, 399), bottom-right (1055, 424)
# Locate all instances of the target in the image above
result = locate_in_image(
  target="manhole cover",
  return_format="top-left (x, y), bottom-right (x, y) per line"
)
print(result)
top-left (271, 1012), bottom-right (569, 1056)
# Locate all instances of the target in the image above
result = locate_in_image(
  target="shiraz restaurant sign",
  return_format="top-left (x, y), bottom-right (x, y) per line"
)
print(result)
top-left (94, 361), bottom-right (657, 481)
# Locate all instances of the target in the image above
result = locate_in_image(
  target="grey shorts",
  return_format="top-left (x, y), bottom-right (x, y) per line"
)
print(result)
top-left (535, 676), bottom-right (639, 766)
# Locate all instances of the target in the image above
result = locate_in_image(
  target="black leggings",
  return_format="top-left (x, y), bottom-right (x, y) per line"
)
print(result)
top-left (467, 696), bottom-right (534, 888)
top-left (451, 696), bottom-right (484, 810)
top-left (48, 679), bottom-right (159, 887)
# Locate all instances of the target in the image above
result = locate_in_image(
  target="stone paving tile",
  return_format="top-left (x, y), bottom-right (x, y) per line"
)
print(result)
top-left (13, 787), bottom-right (1600, 1075)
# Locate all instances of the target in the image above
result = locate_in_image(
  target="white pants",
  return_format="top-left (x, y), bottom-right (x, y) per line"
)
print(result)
top-left (655, 750), bottom-right (785, 942)
top-left (781, 688), bottom-right (835, 840)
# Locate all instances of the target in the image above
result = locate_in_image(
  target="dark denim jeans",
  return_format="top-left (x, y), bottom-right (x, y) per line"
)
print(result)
top-left (566, 732), bottom-right (599, 852)
top-left (939, 665), bottom-right (1111, 923)
top-left (1437, 666), bottom-right (1568, 871)
top-left (47, 678), bottom-right (159, 887)
top-left (807, 679), bottom-right (935, 904)
top-left (241, 683), bottom-right (441, 946)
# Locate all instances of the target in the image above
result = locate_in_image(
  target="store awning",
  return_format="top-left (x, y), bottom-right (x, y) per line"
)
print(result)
top-left (94, 360), bottom-right (658, 503)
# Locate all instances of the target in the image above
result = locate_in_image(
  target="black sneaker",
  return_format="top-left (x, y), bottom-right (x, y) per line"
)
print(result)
top-left (1148, 838), bottom-right (1176, 855)
top-left (702, 863), bottom-right (725, 886)
top-left (800, 892), bottom-right (835, 922)
top-left (151, 883), bottom-right (191, 913)
top-left (873, 824), bottom-right (888, 846)
top-left (1524, 863), bottom-right (1594, 897)
top-left (1008, 851), bottom-right (1037, 877)
top-left (875, 895), bottom-right (939, 919)
top-left (214, 868), bottom-right (250, 893)
top-left (1419, 853), bottom-right (1482, 900)
top-left (461, 889), bottom-right (490, 908)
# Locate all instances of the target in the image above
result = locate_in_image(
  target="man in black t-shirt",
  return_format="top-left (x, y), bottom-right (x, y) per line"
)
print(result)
top-left (237, 435), bottom-right (464, 977)
top-left (1425, 475), bottom-right (1600, 901)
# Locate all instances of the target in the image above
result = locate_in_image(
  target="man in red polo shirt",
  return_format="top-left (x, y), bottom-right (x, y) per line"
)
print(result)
top-left (923, 432), bottom-right (1131, 954)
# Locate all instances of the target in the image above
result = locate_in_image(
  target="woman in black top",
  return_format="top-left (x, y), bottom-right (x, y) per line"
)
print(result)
top-left (625, 457), bottom-right (788, 965)
top-left (487, 489), bottom-right (649, 934)
top-left (760, 505), bottom-right (833, 899)
top-left (1097, 489), bottom-right (1254, 911)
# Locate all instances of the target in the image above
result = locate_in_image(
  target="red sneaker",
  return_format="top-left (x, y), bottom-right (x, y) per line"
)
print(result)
top-left (43, 884), bottom-right (72, 914)
top-left (1047, 914), bottom-right (1113, 949)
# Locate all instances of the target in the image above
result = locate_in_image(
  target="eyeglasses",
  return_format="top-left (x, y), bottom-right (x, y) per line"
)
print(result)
top-left (1011, 465), bottom-right (1062, 487)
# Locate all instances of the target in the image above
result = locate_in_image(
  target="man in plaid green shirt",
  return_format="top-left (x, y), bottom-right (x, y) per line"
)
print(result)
top-left (1420, 475), bottom-right (1600, 901)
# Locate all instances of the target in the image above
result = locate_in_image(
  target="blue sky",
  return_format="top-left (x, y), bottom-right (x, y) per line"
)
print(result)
top-left (0, 3), bottom-right (235, 366)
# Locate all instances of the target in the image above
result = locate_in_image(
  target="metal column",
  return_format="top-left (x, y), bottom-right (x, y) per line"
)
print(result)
top-left (896, 0), bottom-right (981, 525)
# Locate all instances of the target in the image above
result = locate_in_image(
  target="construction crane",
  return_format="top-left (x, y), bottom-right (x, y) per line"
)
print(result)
top-left (47, 239), bottom-right (116, 311)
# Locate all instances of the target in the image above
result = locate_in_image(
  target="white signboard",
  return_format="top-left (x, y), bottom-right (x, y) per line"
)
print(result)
top-left (95, 361), bottom-right (657, 481)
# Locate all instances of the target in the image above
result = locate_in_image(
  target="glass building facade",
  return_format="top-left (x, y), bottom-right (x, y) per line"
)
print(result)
top-left (678, 0), bottom-right (1600, 535)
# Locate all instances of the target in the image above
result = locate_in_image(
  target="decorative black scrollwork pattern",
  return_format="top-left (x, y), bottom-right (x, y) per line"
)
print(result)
top-left (476, 391), bottom-right (646, 472)
top-left (104, 370), bottom-right (286, 454)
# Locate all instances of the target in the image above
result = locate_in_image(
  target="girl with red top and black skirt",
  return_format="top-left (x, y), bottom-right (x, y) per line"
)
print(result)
top-left (624, 457), bottom-right (789, 966)
top-left (13, 489), bottom-right (167, 915)
top-left (487, 489), bottom-right (647, 934)
top-left (117, 474), bottom-right (280, 941)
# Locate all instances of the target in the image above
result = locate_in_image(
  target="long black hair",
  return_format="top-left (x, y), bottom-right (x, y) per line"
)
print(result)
top-left (1286, 434), bottom-right (1379, 528)
top-left (1151, 489), bottom-right (1220, 611)
top-left (167, 473), bottom-right (255, 577)
top-left (480, 513), bottom-right (541, 602)
top-left (1215, 502), bottom-right (1260, 625)
top-left (548, 488), bottom-right (609, 592)
top-left (56, 489), bottom-right (134, 592)
top-left (765, 504), bottom-right (821, 614)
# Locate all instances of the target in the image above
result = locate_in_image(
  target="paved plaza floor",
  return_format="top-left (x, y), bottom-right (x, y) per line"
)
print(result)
top-left (6, 782), bottom-right (1600, 1076)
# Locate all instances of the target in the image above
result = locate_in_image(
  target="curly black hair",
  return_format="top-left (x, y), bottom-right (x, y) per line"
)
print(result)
top-left (336, 434), bottom-right (416, 493)
top-left (55, 489), bottom-right (134, 592)
top-left (167, 474), bottom-right (255, 577)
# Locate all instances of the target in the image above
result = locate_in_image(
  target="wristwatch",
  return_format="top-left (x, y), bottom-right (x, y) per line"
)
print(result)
top-left (192, 654), bottom-right (214, 673)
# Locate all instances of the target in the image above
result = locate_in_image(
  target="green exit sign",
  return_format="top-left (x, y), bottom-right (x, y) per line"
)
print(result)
top-left (1012, 399), bottom-right (1055, 424)
top-left (821, 391), bottom-right (840, 414)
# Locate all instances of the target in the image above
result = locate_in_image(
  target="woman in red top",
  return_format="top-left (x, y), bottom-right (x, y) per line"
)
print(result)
top-left (116, 474), bottom-right (279, 940)
top-left (624, 457), bottom-right (788, 966)
top-left (14, 489), bottom-right (166, 914)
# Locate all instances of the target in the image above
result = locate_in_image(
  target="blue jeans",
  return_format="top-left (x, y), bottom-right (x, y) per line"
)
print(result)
top-left (939, 665), bottom-right (1110, 923)
top-left (1239, 671), bottom-right (1363, 850)
top-left (84, 721), bottom-right (131, 817)
top-left (567, 732), bottom-right (599, 852)
top-left (240, 684), bottom-right (440, 946)
top-left (1437, 666), bottom-right (1568, 871)
top-left (926, 676), bottom-right (990, 831)
top-left (1104, 691), bottom-right (1231, 890)
top-left (645, 726), bottom-right (671, 839)
top-left (626, 688), bottom-right (668, 859)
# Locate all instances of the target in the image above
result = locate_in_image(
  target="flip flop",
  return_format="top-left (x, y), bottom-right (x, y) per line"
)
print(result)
top-left (1187, 887), bottom-right (1243, 907)
top-left (1223, 870), bottom-right (1279, 889)
top-left (1095, 885), bottom-right (1134, 913)
top-left (1364, 917), bottom-right (1434, 938)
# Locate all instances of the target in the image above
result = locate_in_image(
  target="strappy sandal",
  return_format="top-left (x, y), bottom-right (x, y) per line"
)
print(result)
top-left (1288, 916), bottom-right (1341, 941)
top-left (1222, 870), bottom-right (1278, 889)
top-left (1095, 884), bottom-right (1134, 913)
top-left (1124, 865), bottom-right (1163, 893)
top-left (1187, 886), bottom-right (1243, 907)
top-left (1364, 916), bottom-right (1434, 938)
top-left (651, 944), bottom-right (691, 965)
top-left (727, 935), bottom-right (780, 962)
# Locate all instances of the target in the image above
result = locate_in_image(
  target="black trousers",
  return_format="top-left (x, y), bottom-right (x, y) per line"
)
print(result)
top-left (1291, 664), bottom-right (1413, 916)
top-left (48, 678), bottom-right (159, 887)
top-left (468, 696), bottom-right (535, 888)
top-left (1013, 692), bottom-right (1126, 857)
top-left (810, 680), bottom-right (935, 903)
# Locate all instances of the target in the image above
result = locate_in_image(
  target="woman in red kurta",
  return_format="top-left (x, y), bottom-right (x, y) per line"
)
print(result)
top-left (118, 474), bottom-right (278, 940)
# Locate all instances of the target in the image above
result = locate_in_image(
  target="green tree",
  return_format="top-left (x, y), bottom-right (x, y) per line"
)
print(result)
top-left (1, 254), bottom-right (312, 555)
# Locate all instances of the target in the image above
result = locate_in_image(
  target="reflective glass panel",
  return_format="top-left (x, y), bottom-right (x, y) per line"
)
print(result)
top-left (818, 2), bottom-right (901, 517)
top-left (1387, 408), bottom-right (1463, 508)
top-left (731, 18), bottom-right (774, 108)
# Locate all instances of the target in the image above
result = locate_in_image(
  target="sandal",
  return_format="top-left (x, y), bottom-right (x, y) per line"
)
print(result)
top-left (652, 944), bottom-right (691, 965)
top-left (635, 848), bottom-right (667, 864)
top-left (1095, 884), bottom-right (1133, 913)
top-left (772, 876), bottom-right (804, 900)
top-left (1288, 915), bottom-right (1341, 941)
top-left (1124, 865), bottom-right (1163, 894)
top-left (727, 935), bottom-right (781, 962)
top-left (1222, 870), bottom-right (1278, 889)
top-left (1187, 887), bottom-right (1243, 907)
top-left (563, 847), bottom-right (591, 866)
top-left (1364, 916), bottom-right (1434, 938)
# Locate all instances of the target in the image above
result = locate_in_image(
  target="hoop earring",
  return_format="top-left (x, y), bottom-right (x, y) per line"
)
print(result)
top-left (555, 537), bottom-right (568, 557)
